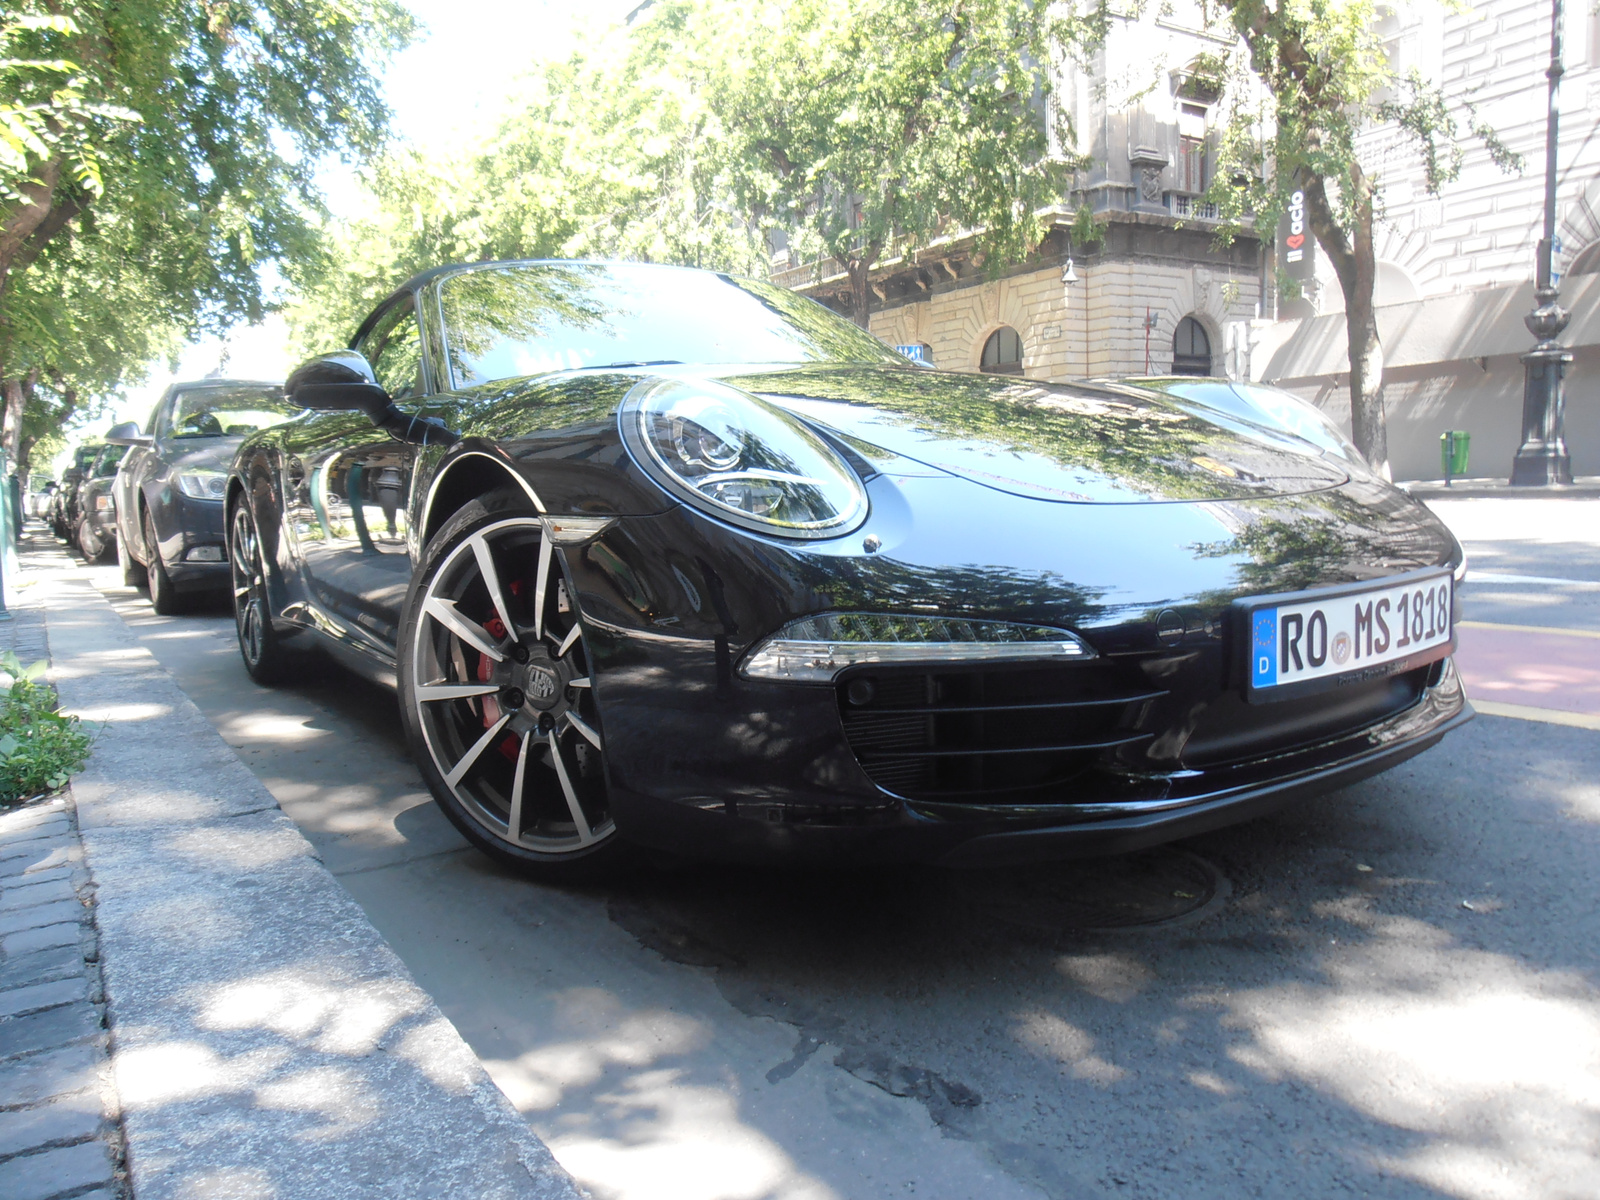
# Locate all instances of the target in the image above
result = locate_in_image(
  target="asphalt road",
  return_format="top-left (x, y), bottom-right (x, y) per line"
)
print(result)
top-left (77, 496), bottom-right (1600, 1200)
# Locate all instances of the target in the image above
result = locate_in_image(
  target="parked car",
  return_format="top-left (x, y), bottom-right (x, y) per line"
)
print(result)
top-left (27, 480), bottom-right (57, 520)
top-left (73, 443), bottom-right (128, 561)
top-left (227, 259), bottom-right (1471, 880)
top-left (51, 444), bottom-right (102, 542)
top-left (105, 379), bottom-right (291, 613)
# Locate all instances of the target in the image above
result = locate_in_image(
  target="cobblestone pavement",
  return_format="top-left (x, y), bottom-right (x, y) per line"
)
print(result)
top-left (0, 567), bottom-right (125, 1200)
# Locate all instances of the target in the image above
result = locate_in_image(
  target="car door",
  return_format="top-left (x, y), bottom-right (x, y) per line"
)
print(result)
top-left (292, 294), bottom-right (429, 656)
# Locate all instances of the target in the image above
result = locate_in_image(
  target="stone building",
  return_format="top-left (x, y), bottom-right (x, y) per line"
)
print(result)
top-left (780, 0), bottom-right (1597, 482)
top-left (1261, 0), bottom-right (1600, 479)
top-left (776, 0), bottom-right (1268, 383)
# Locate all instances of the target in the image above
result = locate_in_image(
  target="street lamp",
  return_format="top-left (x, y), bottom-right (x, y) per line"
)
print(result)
top-left (1511, 0), bottom-right (1573, 486)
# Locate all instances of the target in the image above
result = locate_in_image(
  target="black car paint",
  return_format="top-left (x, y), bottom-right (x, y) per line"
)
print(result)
top-left (114, 380), bottom-right (282, 592)
top-left (229, 263), bottom-right (1469, 866)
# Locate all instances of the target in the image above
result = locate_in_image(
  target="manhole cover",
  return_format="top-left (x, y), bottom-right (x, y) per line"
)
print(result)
top-left (954, 848), bottom-right (1229, 931)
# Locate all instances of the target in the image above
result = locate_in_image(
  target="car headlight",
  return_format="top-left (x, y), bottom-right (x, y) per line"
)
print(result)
top-left (177, 472), bottom-right (228, 500)
top-left (740, 613), bottom-right (1096, 683)
top-left (620, 378), bottom-right (868, 538)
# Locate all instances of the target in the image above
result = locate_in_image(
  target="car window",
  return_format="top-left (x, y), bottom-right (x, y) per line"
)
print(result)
top-left (92, 445), bottom-right (127, 478)
top-left (168, 385), bottom-right (295, 439)
top-left (358, 297), bottom-right (425, 400)
top-left (439, 262), bottom-right (904, 389)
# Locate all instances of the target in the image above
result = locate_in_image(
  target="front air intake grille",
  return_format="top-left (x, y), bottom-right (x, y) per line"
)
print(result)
top-left (837, 665), bottom-right (1162, 802)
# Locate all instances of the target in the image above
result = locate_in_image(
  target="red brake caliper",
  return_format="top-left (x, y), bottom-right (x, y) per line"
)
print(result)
top-left (477, 613), bottom-right (522, 762)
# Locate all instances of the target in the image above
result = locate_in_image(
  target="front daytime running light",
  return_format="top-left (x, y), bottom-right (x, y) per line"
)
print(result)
top-left (177, 472), bottom-right (228, 500)
top-left (739, 613), bottom-right (1096, 684)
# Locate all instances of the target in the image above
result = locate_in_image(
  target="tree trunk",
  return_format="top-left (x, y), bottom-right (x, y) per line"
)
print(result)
top-left (1, 377), bottom-right (26, 468)
top-left (1304, 167), bottom-right (1390, 477)
top-left (844, 241), bottom-right (883, 329)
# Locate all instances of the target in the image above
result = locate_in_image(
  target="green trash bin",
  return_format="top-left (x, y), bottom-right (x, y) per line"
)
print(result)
top-left (1440, 430), bottom-right (1470, 484)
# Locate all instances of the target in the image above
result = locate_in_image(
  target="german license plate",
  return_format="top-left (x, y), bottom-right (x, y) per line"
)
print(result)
top-left (1240, 570), bottom-right (1454, 702)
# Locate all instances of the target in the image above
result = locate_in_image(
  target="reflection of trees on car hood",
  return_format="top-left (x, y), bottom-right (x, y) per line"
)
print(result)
top-left (719, 365), bottom-right (1351, 505)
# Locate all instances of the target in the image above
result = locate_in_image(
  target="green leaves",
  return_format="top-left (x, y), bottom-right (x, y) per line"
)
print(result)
top-left (0, 650), bottom-right (92, 806)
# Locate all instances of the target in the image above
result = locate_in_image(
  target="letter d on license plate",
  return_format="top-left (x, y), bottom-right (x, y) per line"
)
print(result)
top-left (1240, 569), bottom-right (1455, 702)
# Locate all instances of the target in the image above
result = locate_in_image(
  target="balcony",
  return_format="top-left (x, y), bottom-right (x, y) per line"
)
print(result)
top-left (1168, 192), bottom-right (1220, 221)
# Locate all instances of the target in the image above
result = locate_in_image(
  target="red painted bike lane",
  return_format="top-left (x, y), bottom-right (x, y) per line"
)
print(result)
top-left (1453, 622), bottom-right (1600, 716)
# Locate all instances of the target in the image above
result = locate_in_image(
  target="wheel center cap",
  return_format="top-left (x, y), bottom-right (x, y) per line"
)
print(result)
top-left (519, 652), bottom-right (568, 712)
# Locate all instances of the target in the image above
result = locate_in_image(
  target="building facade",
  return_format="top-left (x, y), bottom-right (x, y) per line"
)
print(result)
top-left (783, 0), bottom-right (1597, 481)
top-left (1263, 0), bottom-right (1600, 479)
top-left (780, 1), bottom-right (1268, 383)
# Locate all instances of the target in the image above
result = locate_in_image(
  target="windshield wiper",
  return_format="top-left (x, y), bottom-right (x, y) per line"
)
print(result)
top-left (588, 359), bottom-right (683, 369)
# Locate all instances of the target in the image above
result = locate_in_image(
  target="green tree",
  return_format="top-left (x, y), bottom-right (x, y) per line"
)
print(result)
top-left (1200, 0), bottom-right (1518, 475)
top-left (287, 7), bottom-right (765, 358)
top-left (0, 0), bottom-right (414, 464)
top-left (707, 0), bottom-right (1107, 327)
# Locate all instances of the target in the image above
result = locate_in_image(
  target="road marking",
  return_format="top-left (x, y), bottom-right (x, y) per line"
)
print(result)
top-left (1458, 620), bottom-right (1600, 640)
top-left (1467, 571), bottom-right (1600, 588)
top-left (1471, 699), bottom-right (1600, 731)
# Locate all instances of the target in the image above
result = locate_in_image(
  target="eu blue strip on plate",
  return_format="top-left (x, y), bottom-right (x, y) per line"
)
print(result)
top-left (1251, 607), bottom-right (1278, 688)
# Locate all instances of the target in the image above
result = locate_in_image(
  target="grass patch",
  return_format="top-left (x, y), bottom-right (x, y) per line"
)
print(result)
top-left (0, 650), bottom-right (92, 806)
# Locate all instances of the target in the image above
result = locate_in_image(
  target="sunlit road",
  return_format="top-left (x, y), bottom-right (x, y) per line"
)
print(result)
top-left (74, 496), bottom-right (1600, 1200)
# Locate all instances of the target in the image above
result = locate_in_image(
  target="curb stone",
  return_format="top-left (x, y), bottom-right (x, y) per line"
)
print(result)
top-left (23, 533), bottom-right (585, 1199)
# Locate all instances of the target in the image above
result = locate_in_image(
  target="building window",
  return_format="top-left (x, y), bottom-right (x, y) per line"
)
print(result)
top-left (980, 327), bottom-right (1024, 375)
top-left (1178, 133), bottom-right (1207, 193)
top-left (1172, 317), bottom-right (1212, 376)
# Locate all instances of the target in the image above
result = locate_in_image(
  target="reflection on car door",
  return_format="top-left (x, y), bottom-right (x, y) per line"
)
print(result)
top-left (293, 296), bottom-right (426, 656)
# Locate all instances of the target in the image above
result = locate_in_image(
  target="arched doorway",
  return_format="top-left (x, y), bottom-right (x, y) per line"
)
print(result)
top-left (1172, 316), bottom-right (1212, 376)
top-left (1571, 241), bottom-right (1600, 276)
top-left (980, 327), bottom-right (1024, 375)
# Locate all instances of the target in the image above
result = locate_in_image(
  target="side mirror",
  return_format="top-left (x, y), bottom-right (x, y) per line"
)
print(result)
top-left (285, 349), bottom-right (458, 448)
top-left (286, 350), bottom-right (391, 421)
top-left (105, 421), bottom-right (152, 447)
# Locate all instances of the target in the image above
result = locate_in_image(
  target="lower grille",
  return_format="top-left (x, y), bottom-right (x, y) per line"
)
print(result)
top-left (837, 664), bottom-right (1162, 802)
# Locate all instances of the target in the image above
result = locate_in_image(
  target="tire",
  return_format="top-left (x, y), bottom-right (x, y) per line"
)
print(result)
top-left (143, 507), bottom-right (183, 615)
top-left (76, 518), bottom-right (109, 563)
top-left (118, 528), bottom-right (147, 587)
top-left (229, 501), bottom-right (291, 685)
top-left (398, 489), bottom-right (631, 880)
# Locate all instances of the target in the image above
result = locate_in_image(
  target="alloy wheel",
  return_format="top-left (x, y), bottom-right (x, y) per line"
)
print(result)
top-left (231, 505), bottom-right (269, 669)
top-left (409, 517), bottom-right (611, 855)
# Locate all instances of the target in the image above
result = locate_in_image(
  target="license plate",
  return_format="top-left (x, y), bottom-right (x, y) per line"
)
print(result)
top-left (1240, 570), bottom-right (1454, 702)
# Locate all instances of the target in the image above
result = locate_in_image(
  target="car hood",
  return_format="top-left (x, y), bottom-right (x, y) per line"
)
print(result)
top-left (714, 364), bottom-right (1352, 505)
top-left (155, 436), bottom-right (245, 474)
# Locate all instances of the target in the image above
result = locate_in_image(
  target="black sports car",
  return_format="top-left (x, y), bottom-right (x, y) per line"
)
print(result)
top-left (229, 259), bottom-right (1471, 878)
top-left (106, 380), bottom-right (291, 613)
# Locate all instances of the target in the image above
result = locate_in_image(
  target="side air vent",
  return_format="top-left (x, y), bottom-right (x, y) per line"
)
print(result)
top-left (837, 665), bottom-right (1163, 802)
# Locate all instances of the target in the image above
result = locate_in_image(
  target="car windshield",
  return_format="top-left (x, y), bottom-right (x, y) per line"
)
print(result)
top-left (169, 385), bottom-right (294, 439)
top-left (438, 262), bottom-right (904, 389)
top-left (1143, 380), bottom-right (1363, 463)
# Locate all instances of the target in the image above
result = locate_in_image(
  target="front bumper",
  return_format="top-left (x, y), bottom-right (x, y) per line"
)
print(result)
top-left (605, 657), bottom-right (1471, 867)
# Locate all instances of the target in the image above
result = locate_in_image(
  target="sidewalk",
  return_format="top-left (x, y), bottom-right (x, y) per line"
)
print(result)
top-left (0, 528), bottom-right (585, 1200)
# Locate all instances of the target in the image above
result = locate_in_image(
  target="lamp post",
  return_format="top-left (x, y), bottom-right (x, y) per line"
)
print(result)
top-left (1511, 0), bottom-right (1573, 486)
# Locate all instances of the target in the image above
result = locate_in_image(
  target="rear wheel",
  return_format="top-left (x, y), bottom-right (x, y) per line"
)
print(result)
top-left (398, 491), bottom-right (629, 880)
top-left (143, 507), bottom-right (182, 615)
top-left (230, 502), bottom-right (290, 685)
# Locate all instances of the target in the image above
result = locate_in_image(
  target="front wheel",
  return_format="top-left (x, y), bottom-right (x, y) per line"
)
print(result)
top-left (398, 491), bottom-right (631, 880)
top-left (230, 502), bottom-right (290, 685)
top-left (142, 508), bottom-right (183, 615)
